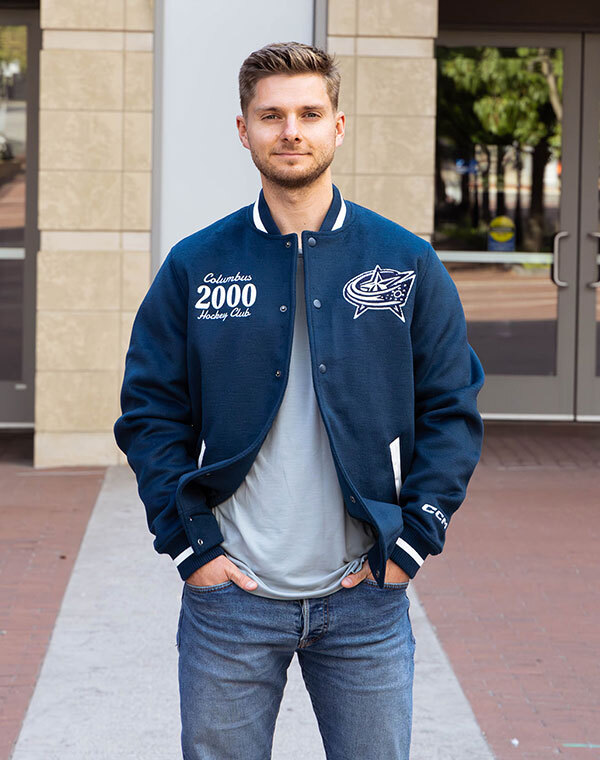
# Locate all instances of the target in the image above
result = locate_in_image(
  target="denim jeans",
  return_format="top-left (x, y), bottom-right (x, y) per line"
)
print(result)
top-left (176, 577), bottom-right (416, 760)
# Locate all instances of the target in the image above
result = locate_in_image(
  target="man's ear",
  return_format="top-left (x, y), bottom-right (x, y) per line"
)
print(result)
top-left (335, 111), bottom-right (346, 148)
top-left (236, 114), bottom-right (250, 150)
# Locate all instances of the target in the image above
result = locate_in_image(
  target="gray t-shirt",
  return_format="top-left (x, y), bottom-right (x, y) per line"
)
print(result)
top-left (212, 249), bottom-right (375, 599)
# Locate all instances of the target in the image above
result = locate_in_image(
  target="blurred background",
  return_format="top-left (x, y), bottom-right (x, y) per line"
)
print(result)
top-left (0, 0), bottom-right (598, 461)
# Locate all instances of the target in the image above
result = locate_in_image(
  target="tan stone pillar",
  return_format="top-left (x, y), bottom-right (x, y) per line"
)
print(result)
top-left (35, 0), bottom-right (154, 466)
top-left (328, 0), bottom-right (438, 242)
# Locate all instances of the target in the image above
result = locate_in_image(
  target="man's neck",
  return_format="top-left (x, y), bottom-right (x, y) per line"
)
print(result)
top-left (261, 171), bottom-right (333, 244)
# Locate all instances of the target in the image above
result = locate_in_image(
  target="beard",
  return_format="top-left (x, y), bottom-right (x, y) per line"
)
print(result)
top-left (249, 143), bottom-right (336, 189)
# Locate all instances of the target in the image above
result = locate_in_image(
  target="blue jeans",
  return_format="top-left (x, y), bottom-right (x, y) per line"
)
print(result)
top-left (176, 577), bottom-right (416, 760)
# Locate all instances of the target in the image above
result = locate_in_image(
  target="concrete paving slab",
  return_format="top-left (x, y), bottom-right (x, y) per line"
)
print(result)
top-left (410, 592), bottom-right (495, 759)
top-left (11, 465), bottom-right (494, 759)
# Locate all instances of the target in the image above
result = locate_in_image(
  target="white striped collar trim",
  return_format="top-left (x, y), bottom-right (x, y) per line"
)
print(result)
top-left (252, 189), bottom-right (347, 233)
top-left (331, 196), bottom-right (347, 230)
top-left (253, 196), bottom-right (268, 233)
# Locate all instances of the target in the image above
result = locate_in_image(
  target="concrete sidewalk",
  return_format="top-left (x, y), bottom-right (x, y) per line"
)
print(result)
top-left (10, 465), bottom-right (494, 760)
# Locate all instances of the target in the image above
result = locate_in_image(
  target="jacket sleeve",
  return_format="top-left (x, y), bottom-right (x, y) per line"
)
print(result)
top-left (389, 243), bottom-right (485, 578)
top-left (113, 249), bottom-right (225, 581)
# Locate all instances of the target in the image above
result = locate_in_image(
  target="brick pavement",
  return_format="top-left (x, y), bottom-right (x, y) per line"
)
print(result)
top-left (1, 423), bottom-right (599, 759)
top-left (0, 431), bottom-right (105, 760)
top-left (413, 422), bottom-right (600, 759)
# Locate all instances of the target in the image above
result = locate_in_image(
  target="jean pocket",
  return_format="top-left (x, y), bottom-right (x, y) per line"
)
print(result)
top-left (184, 579), bottom-right (235, 593)
top-left (363, 578), bottom-right (410, 589)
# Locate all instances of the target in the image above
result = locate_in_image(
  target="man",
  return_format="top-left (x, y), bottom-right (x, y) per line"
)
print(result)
top-left (114, 41), bottom-right (484, 760)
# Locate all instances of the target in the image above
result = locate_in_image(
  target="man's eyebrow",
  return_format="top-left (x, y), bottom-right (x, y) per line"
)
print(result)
top-left (254, 104), bottom-right (328, 113)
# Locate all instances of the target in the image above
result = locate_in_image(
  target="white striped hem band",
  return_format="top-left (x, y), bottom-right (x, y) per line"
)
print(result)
top-left (395, 537), bottom-right (424, 566)
top-left (174, 546), bottom-right (194, 566)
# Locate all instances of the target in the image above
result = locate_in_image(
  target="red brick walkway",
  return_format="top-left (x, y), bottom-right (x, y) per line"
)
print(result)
top-left (0, 431), bottom-right (106, 760)
top-left (1, 424), bottom-right (599, 760)
top-left (413, 422), bottom-right (600, 759)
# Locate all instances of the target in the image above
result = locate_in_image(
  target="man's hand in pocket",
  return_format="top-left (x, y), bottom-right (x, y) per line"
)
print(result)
top-left (185, 555), bottom-right (258, 590)
top-left (341, 558), bottom-right (410, 588)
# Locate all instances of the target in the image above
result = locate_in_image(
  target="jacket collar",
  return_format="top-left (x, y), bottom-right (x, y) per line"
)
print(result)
top-left (252, 183), bottom-right (347, 235)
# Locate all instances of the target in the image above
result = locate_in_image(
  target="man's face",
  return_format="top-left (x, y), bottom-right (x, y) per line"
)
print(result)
top-left (236, 73), bottom-right (345, 189)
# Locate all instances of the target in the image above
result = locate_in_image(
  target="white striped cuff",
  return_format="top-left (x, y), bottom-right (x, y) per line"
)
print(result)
top-left (395, 537), bottom-right (425, 567)
top-left (174, 546), bottom-right (194, 566)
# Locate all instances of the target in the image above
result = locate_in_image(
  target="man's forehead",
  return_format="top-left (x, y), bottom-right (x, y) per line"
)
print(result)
top-left (251, 73), bottom-right (330, 108)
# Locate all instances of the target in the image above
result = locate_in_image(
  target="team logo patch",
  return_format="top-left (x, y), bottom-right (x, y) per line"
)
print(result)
top-left (343, 264), bottom-right (416, 321)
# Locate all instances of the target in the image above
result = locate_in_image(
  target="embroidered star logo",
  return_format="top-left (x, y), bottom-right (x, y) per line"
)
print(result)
top-left (343, 265), bottom-right (416, 321)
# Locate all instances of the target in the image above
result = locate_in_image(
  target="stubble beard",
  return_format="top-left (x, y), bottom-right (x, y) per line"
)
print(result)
top-left (249, 143), bottom-right (336, 190)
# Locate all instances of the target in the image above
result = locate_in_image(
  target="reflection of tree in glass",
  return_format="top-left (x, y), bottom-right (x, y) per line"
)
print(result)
top-left (0, 25), bottom-right (27, 95)
top-left (436, 46), bottom-right (563, 252)
top-left (0, 26), bottom-right (27, 177)
top-left (0, 27), bottom-right (27, 70)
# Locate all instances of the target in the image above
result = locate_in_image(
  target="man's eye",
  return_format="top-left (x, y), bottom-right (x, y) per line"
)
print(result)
top-left (262, 114), bottom-right (278, 120)
top-left (305, 112), bottom-right (320, 118)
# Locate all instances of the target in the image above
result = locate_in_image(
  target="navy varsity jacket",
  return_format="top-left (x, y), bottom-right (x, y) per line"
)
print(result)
top-left (114, 184), bottom-right (485, 588)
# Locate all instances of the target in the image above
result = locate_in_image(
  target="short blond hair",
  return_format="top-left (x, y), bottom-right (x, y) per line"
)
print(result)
top-left (238, 41), bottom-right (340, 117)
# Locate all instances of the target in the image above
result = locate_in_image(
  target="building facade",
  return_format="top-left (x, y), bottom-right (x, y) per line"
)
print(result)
top-left (0, 0), bottom-right (598, 466)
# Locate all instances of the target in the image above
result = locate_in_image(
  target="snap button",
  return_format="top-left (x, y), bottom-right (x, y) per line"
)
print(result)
top-left (189, 517), bottom-right (193, 521)
top-left (280, 305), bottom-right (287, 312)
top-left (275, 369), bottom-right (282, 377)
top-left (313, 299), bottom-right (321, 308)
top-left (319, 363), bottom-right (326, 373)
top-left (308, 236), bottom-right (317, 247)
top-left (197, 538), bottom-right (203, 546)
top-left (285, 240), bottom-right (292, 248)
top-left (375, 570), bottom-right (380, 578)
top-left (349, 495), bottom-right (356, 503)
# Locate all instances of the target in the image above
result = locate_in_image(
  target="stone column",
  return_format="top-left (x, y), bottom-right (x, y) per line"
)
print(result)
top-left (328, 0), bottom-right (438, 242)
top-left (35, 0), bottom-right (154, 466)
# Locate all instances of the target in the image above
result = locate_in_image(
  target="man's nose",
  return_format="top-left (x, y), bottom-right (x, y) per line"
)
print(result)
top-left (281, 116), bottom-right (301, 141)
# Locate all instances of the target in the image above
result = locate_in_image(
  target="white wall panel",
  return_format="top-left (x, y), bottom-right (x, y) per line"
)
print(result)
top-left (154, 0), bottom-right (314, 268)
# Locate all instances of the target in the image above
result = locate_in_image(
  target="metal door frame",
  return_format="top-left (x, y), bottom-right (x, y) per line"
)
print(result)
top-left (436, 30), bottom-right (583, 420)
top-left (575, 33), bottom-right (600, 420)
top-left (0, 8), bottom-right (40, 427)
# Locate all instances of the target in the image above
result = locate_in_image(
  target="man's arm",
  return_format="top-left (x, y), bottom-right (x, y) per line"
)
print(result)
top-left (113, 249), bottom-right (225, 580)
top-left (389, 243), bottom-right (485, 578)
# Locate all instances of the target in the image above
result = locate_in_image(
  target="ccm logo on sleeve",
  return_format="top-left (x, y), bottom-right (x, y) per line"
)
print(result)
top-left (422, 503), bottom-right (448, 530)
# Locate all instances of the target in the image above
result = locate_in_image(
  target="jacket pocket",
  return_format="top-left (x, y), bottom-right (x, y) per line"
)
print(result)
top-left (197, 438), bottom-right (206, 468)
top-left (389, 435), bottom-right (402, 502)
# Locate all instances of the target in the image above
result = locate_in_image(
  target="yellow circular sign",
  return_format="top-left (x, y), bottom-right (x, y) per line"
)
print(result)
top-left (489, 215), bottom-right (515, 243)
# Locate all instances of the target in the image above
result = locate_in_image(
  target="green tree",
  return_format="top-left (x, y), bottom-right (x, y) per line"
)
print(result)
top-left (436, 45), bottom-right (562, 251)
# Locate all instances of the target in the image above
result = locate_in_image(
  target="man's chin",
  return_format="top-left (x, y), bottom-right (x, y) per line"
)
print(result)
top-left (268, 175), bottom-right (319, 190)
top-left (249, 148), bottom-right (334, 190)
top-left (260, 166), bottom-right (330, 190)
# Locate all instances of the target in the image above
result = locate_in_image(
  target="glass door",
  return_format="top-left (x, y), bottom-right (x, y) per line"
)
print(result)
top-left (434, 31), bottom-right (583, 419)
top-left (0, 12), bottom-right (39, 426)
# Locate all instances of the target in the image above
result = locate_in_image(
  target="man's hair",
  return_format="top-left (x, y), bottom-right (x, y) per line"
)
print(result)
top-left (239, 41), bottom-right (340, 117)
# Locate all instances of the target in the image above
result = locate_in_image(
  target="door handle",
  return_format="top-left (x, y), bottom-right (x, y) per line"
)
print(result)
top-left (551, 231), bottom-right (569, 287)
top-left (587, 232), bottom-right (600, 289)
